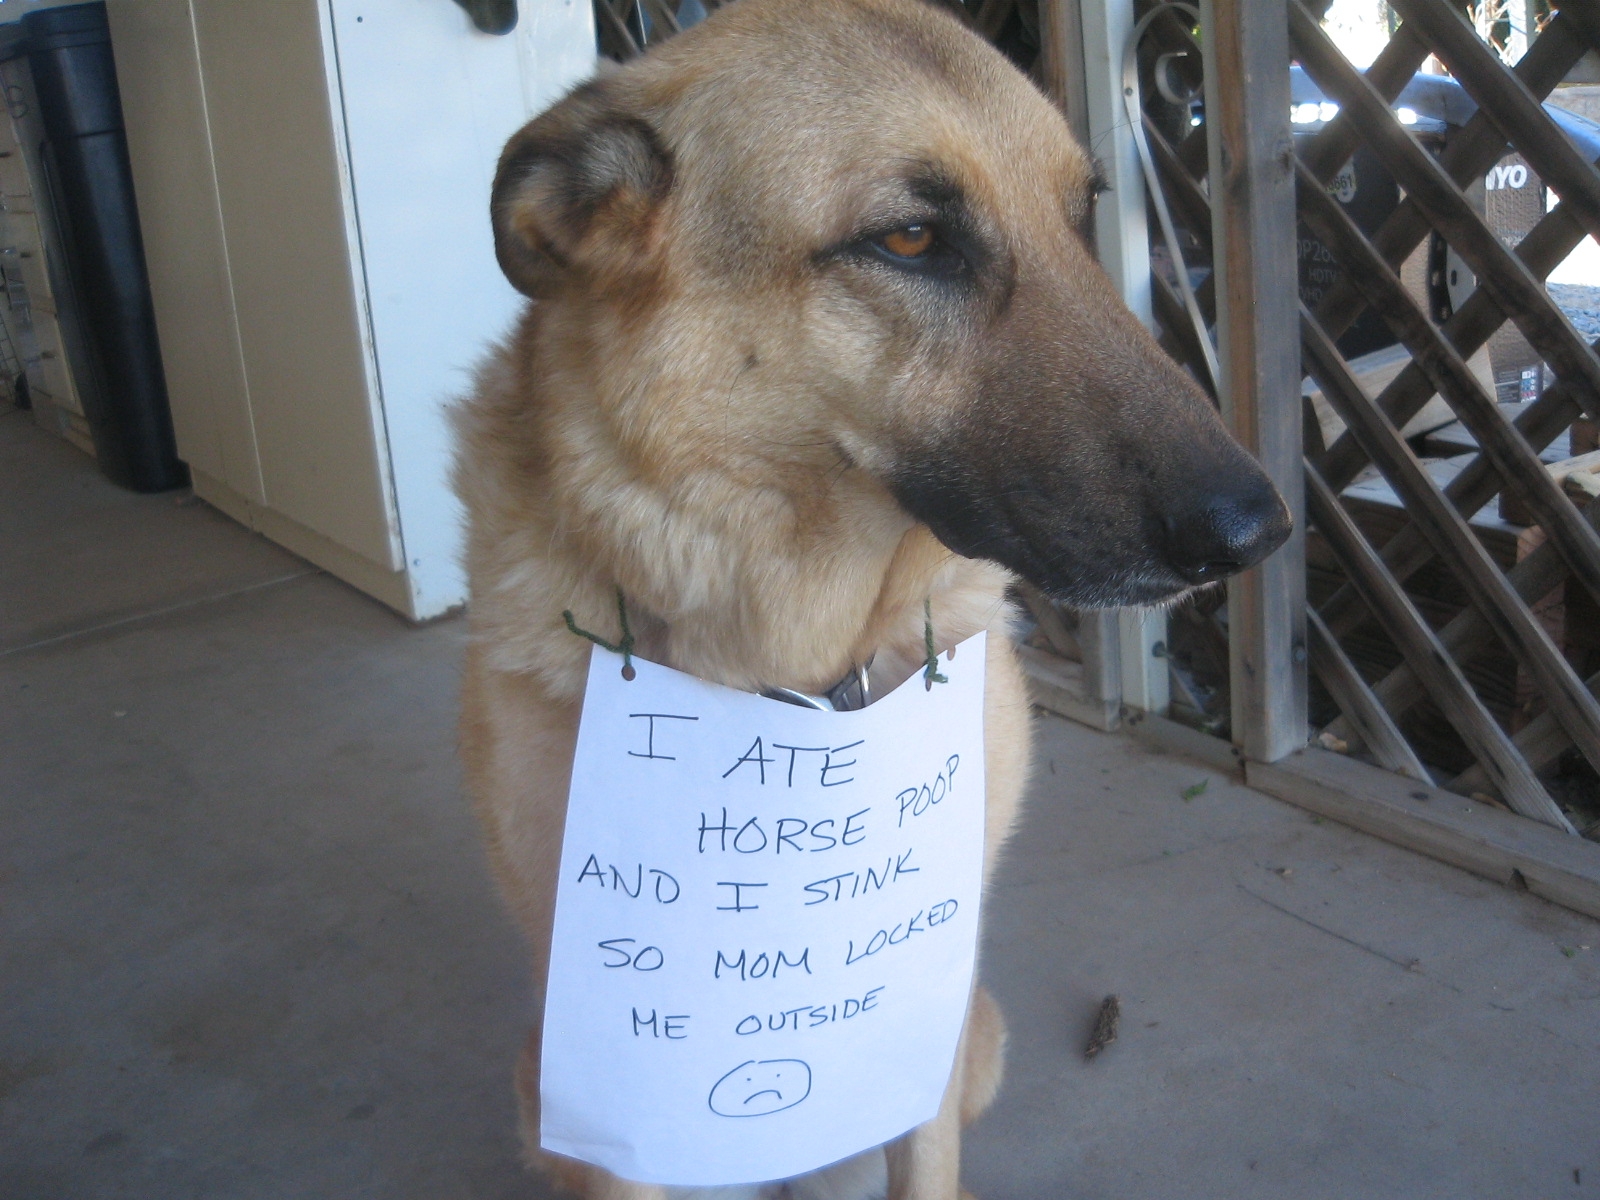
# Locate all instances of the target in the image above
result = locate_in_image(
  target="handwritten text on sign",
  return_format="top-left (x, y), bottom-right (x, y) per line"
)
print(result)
top-left (540, 633), bottom-right (988, 1187)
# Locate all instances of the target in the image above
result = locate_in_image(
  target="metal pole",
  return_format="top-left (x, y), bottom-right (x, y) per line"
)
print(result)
top-left (1079, 0), bottom-right (1169, 718)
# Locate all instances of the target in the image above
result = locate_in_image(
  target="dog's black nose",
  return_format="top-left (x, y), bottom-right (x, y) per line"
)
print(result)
top-left (1161, 479), bottom-right (1292, 585)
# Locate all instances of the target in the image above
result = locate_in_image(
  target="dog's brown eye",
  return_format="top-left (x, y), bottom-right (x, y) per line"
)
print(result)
top-left (880, 225), bottom-right (934, 257)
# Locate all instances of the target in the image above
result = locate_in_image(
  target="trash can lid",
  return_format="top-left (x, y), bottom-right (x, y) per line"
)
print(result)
top-left (0, 25), bottom-right (28, 65)
top-left (21, 3), bottom-right (109, 54)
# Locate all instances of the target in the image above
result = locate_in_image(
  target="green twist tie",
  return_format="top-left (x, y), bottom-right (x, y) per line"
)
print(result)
top-left (923, 597), bottom-right (948, 689)
top-left (563, 587), bottom-right (637, 679)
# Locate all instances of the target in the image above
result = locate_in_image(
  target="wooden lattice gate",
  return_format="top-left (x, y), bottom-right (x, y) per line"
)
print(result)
top-left (1124, 0), bottom-right (1600, 840)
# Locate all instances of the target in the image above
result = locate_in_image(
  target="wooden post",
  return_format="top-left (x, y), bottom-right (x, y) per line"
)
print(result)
top-left (1038, 0), bottom-right (1091, 144)
top-left (1076, 0), bottom-right (1169, 718)
top-left (1201, 0), bottom-right (1307, 760)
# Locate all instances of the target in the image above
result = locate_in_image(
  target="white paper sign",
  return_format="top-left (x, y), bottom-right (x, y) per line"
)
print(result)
top-left (541, 632), bottom-right (988, 1187)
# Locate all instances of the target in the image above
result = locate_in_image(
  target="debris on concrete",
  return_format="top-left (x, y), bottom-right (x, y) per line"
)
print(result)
top-left (1084, 995), bottom-right (1121, 1060)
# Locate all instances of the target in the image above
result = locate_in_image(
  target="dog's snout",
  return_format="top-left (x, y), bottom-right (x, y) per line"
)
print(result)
top-left (1161, 477), bottom-right (1292, 585)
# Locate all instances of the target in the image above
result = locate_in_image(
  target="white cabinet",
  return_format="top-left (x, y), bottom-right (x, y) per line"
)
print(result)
top-left (106, 0), bottom-right (594, 619)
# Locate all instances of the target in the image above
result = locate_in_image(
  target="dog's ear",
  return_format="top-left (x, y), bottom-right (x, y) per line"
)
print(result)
top-left (491, 83), bottom-right (673, 298)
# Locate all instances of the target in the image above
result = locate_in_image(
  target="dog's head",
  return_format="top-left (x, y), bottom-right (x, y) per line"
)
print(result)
top-left (489, 0), bottom-right (1290, 608)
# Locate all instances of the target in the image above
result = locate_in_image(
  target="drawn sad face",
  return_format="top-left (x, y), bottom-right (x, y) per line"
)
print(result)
top-left (708, 1058), bottom-right (812, 1117)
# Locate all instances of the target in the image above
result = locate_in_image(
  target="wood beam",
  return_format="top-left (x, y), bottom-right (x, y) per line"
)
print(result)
top-left (1202, 0), bottom-right (1306, 760)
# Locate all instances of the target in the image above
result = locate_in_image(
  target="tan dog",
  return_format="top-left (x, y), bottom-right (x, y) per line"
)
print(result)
top-left (454, 1), bottom-right (1289, 1196)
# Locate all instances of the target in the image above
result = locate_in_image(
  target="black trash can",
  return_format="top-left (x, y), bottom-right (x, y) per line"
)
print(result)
top-left (23, 2), bottom-right (184, 492)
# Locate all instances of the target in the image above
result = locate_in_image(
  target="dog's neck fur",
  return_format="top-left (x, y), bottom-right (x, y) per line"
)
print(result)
top-left (456, 307), bottom-right (1014, 704)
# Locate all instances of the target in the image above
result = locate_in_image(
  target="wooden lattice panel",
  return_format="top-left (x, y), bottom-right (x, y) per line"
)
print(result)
top-left (1139, 0), bottom-right (1600, 834)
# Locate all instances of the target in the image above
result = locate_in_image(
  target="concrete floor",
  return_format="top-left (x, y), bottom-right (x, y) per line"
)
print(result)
top-left (3, 403), bottom-right (1598, 1200)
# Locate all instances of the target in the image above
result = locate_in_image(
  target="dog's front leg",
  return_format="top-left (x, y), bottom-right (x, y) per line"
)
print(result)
top-left (884, 979), bottom-right (1006, 1200)
top-left (883, 1015), bottom-right (968, 1200)
top-left (581, 1167), bottom-right (675, 1200)
top-left (884, 1066), bottom-right (963, 1200)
